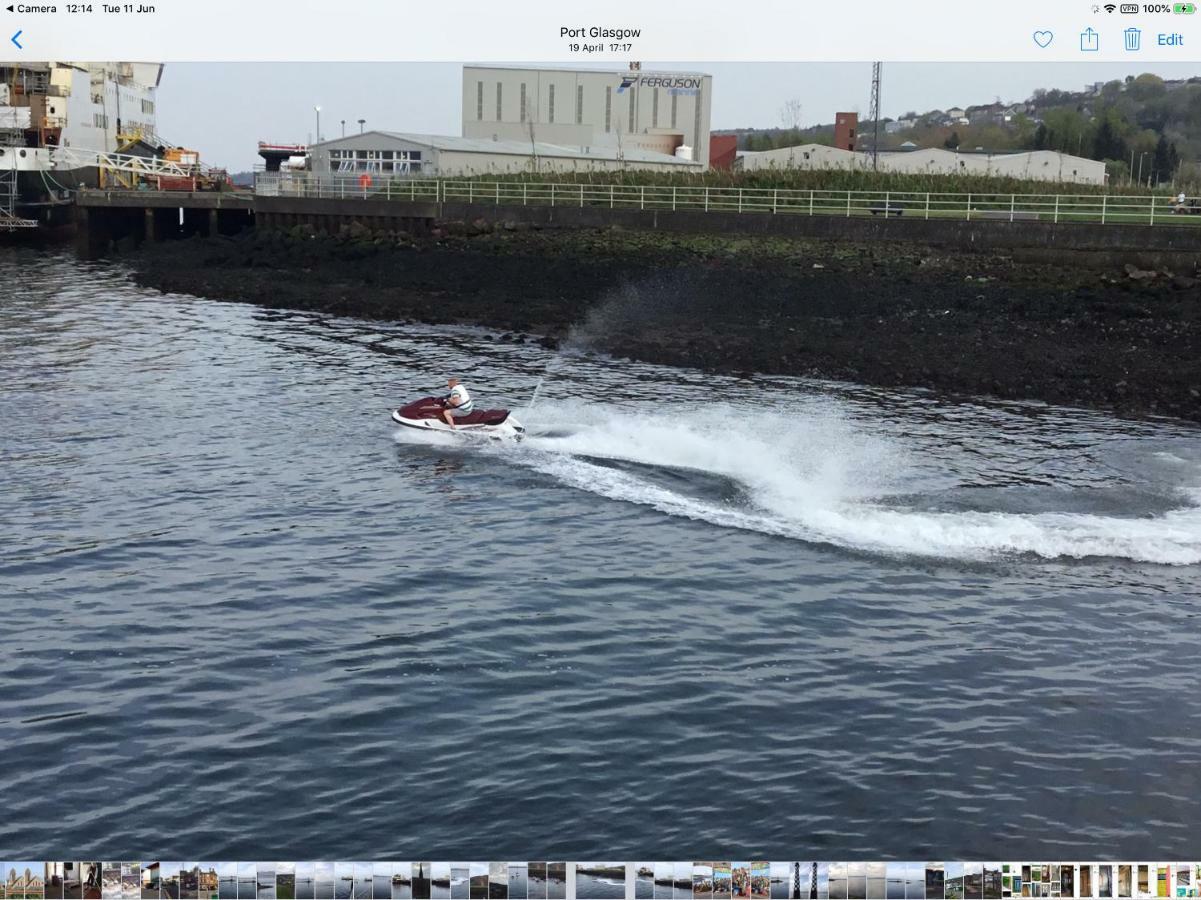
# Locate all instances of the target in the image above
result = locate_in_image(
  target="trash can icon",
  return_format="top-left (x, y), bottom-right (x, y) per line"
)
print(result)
top-left (1124, 27), bottom-right (1142, 50)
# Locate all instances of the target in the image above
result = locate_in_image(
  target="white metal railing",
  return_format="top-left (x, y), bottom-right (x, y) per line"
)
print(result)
top-left (252, 173), bottom-right (1201, 227)
top-left (50, 146), bottom-right (206, 179)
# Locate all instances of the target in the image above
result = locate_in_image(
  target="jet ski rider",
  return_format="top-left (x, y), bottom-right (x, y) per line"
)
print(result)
top-left (441, 377), bottom-right (474, 429)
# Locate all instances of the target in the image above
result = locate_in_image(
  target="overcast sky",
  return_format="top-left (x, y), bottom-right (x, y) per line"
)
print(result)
top-left (156, 62), bottom-right (1201, 171)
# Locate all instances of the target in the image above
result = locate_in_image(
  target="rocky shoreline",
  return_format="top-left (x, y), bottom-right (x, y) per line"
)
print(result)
top-left (126, 223), bottom-right (1201, 422)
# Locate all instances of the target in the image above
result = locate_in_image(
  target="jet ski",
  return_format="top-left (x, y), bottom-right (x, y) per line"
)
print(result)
top-left (391, 396), bottom-right (525, 441)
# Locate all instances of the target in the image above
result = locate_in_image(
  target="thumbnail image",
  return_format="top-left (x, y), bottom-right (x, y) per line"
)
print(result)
top-left (371, 866), bottom-right (391, 900)
top-left (965, 865), bottom-right (983, 900)
top-left (696, 864), bottom-right (715, 900)
top-left (123, 868), bottom-right (142, 900)
top-left (1119, 867), bottom-right (1132, 900)
top-left (946, 865), bottom-right (965, 900)
top-left (866, 865), bottom-right (885, 900)
top-left (635, 866), bottom-right (654, 900)
top-left (412, 865), bottom-right (431, 900)
top-left (470, 866), bottom-right (489, 900)
top-left (1082, 867), bottom-right (1095, 900)
top-left (45, 865), bottom-right (65, 898)
top-left (352, 865), bottom-right (370, 900)
top-left (198, 867), bottom-right (218, 900)
top-left (524, 867), bottom-right (544, 900)
top-left (816, 864), bottom-right (830, 900)
top-left (182, 865), bottom-right (200, 900)
top-left (258, 865), bottom-right (277, 900)
top-left (294, 864), bottom-right (314, 900)
top-left (658, 867), bottom-right (676, 900)
top-left (276, 865), bottom-right (295, 900)
top-left (676, 864), bottom-right (694, 900)
top-left (84, 865), bottom-right (104, 900)
top-left (734, 866), bottom-right (751, 900)
top-left (314, 865), bottom-right (334, 900)
top-left (750, 865), bottom-right (770, 900)
top-left (429, 865), bottom-right (450, 900)
top-left (985, 866), bottom-right (1002, 900)
top-left (218, 866), bottom-right (237, 900)
top-left (508, 863), bottom-right (527, 900)
top-left (273, 865), bottom-right (294, 898)
top-left (237, 864), bottom-right (257, 900)
top-left (847, 865), bottom-right (866, 900)
top-left (333, 865), bottom-right (352, 900)
top-left (713, 866), bottom-right (732, 900)
top-left (923, 868), bottom-right (942, 900)
top-left (829, 866), bottom-right (848, 900)
top-left (161, 867), bottom-right (181, 900)
top-left (141, 869), bottom-right (160, 900)
top-left (488, 863), bottom-right (507, 900)
top-left (389, 864), bottom-right (411, 900)
top-left (575, 865), bottom-right (624, 900)
top-left (1102, 866), bottom-right (1115, 899)
top-left (886, 866), bottom-right (906, 900)
top-left (451, 868), bottom-right (469, 900)
top-left (65, 863), bottom-right (84, 900)
top-left (1138, 867), bottom-right (1151, 899)
top-left (545, 866), bottom-right (565, 900)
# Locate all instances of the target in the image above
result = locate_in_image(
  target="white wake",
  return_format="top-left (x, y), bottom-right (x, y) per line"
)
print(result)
top-left (506, 402), bottom-right (1201, 565)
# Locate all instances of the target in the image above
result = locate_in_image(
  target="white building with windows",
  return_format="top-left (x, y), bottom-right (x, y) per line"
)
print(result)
top-left (736, 143), bottom-right (1106, 184)
top-left (461, 65), bottom-right (713, 168)
top-left (308, 130), bottom-right (700, 178)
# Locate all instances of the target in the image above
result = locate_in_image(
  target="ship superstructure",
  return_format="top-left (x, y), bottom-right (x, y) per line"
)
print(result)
top-left (0, 61), bottom-right (163, 229)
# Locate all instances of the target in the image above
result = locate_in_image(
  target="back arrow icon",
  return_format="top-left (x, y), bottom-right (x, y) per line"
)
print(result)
top-left (11, 29), bottom-right (21, 49)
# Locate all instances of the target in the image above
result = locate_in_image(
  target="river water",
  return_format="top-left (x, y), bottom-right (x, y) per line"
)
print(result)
top-left (3, 251), bottom-right (1201, 858)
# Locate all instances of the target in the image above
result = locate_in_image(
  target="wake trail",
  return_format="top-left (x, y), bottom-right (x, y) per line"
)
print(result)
top-left (503, 402), bottom-right (1201, 566)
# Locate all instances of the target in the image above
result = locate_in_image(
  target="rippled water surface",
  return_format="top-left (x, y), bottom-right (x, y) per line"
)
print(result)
top-left (3, 251), bottom-right (1201, 857)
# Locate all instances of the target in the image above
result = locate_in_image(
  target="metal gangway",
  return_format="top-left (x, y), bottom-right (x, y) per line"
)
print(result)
top-left (50, 145), bottom-right (206, 187)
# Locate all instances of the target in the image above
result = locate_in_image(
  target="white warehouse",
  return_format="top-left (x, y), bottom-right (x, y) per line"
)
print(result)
top-left (737, 144), bottom-right (1107, 185)
top-left (461, 65), bottom-right (714, 168)
top-left (308, 131), bottom-right (700, 178)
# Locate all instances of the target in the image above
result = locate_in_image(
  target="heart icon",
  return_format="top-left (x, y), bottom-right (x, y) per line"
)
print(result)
top-left (1033, 30), bottom-right (1054, 47)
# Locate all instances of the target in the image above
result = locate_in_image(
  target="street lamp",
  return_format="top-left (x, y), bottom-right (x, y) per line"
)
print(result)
top-left (358, 118), bottom-right (366, 134)
top-left (1137, 151), bottom-right (1148, 187)
top-left (314, 105), bottom-right (321, 144)
top-left (341, 119), bottom-right (346, 137)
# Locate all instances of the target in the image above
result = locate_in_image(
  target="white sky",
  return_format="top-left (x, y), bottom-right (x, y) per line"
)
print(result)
top-left (155, 61), bottom-right (1201, 172)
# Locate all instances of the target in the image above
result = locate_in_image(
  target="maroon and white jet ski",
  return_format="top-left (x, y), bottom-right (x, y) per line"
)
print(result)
top-left (391, 396), bottom-right (525, 441)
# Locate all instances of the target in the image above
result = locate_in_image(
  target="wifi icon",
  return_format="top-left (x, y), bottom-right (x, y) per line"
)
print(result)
top-left (1105, 3), bottom-right (1117, 10)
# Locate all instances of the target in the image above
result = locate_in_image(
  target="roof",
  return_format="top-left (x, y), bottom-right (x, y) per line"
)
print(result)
top-left (311, 131), bottom-right (699, 166)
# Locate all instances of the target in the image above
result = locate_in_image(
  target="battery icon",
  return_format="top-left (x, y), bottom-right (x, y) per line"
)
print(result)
top-left (1174, 2), bottom-right (1195, 12)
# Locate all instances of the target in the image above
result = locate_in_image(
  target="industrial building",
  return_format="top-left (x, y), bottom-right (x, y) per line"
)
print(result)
top-left (307, 131), bottom-right (700, 177)
top-left (305, 65), bottom-right (716, 178)
top-left (736, 144), bottom-right (1107, 185)
top-left (461, 65), bottom-right (714, 167)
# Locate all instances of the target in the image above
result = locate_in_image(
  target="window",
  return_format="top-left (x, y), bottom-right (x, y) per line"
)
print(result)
top-left (520, 83), bottom-right (526, 123)
top-left (140, 98), bottom-right (154, 114)
top-left (548, 83), bottom-right (555, 123)
top-left (604, 86), bottom-right (611, 133)
top-left (576, 85), bottom-right (583, 124)
top-left (476, 81), bottom-right (483, 120)
top-left (671, 93), bottom-right (677, 128)
top-left (92, 112), bottom-right (108, 128)
top-left (628, 90), bottom-right (635, 133)
top-left (495, 82), bottom-right (502, 121)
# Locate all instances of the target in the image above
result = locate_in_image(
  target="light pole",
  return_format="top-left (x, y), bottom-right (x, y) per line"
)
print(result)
top-left (1137, 151), bottom-right (1147, 187)
top-left (314, 105), bottom-right (321, 144)
top-left (358, 118), bottom-right (366, 134)
top-left (341, 119), bottom-right (346, 137)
